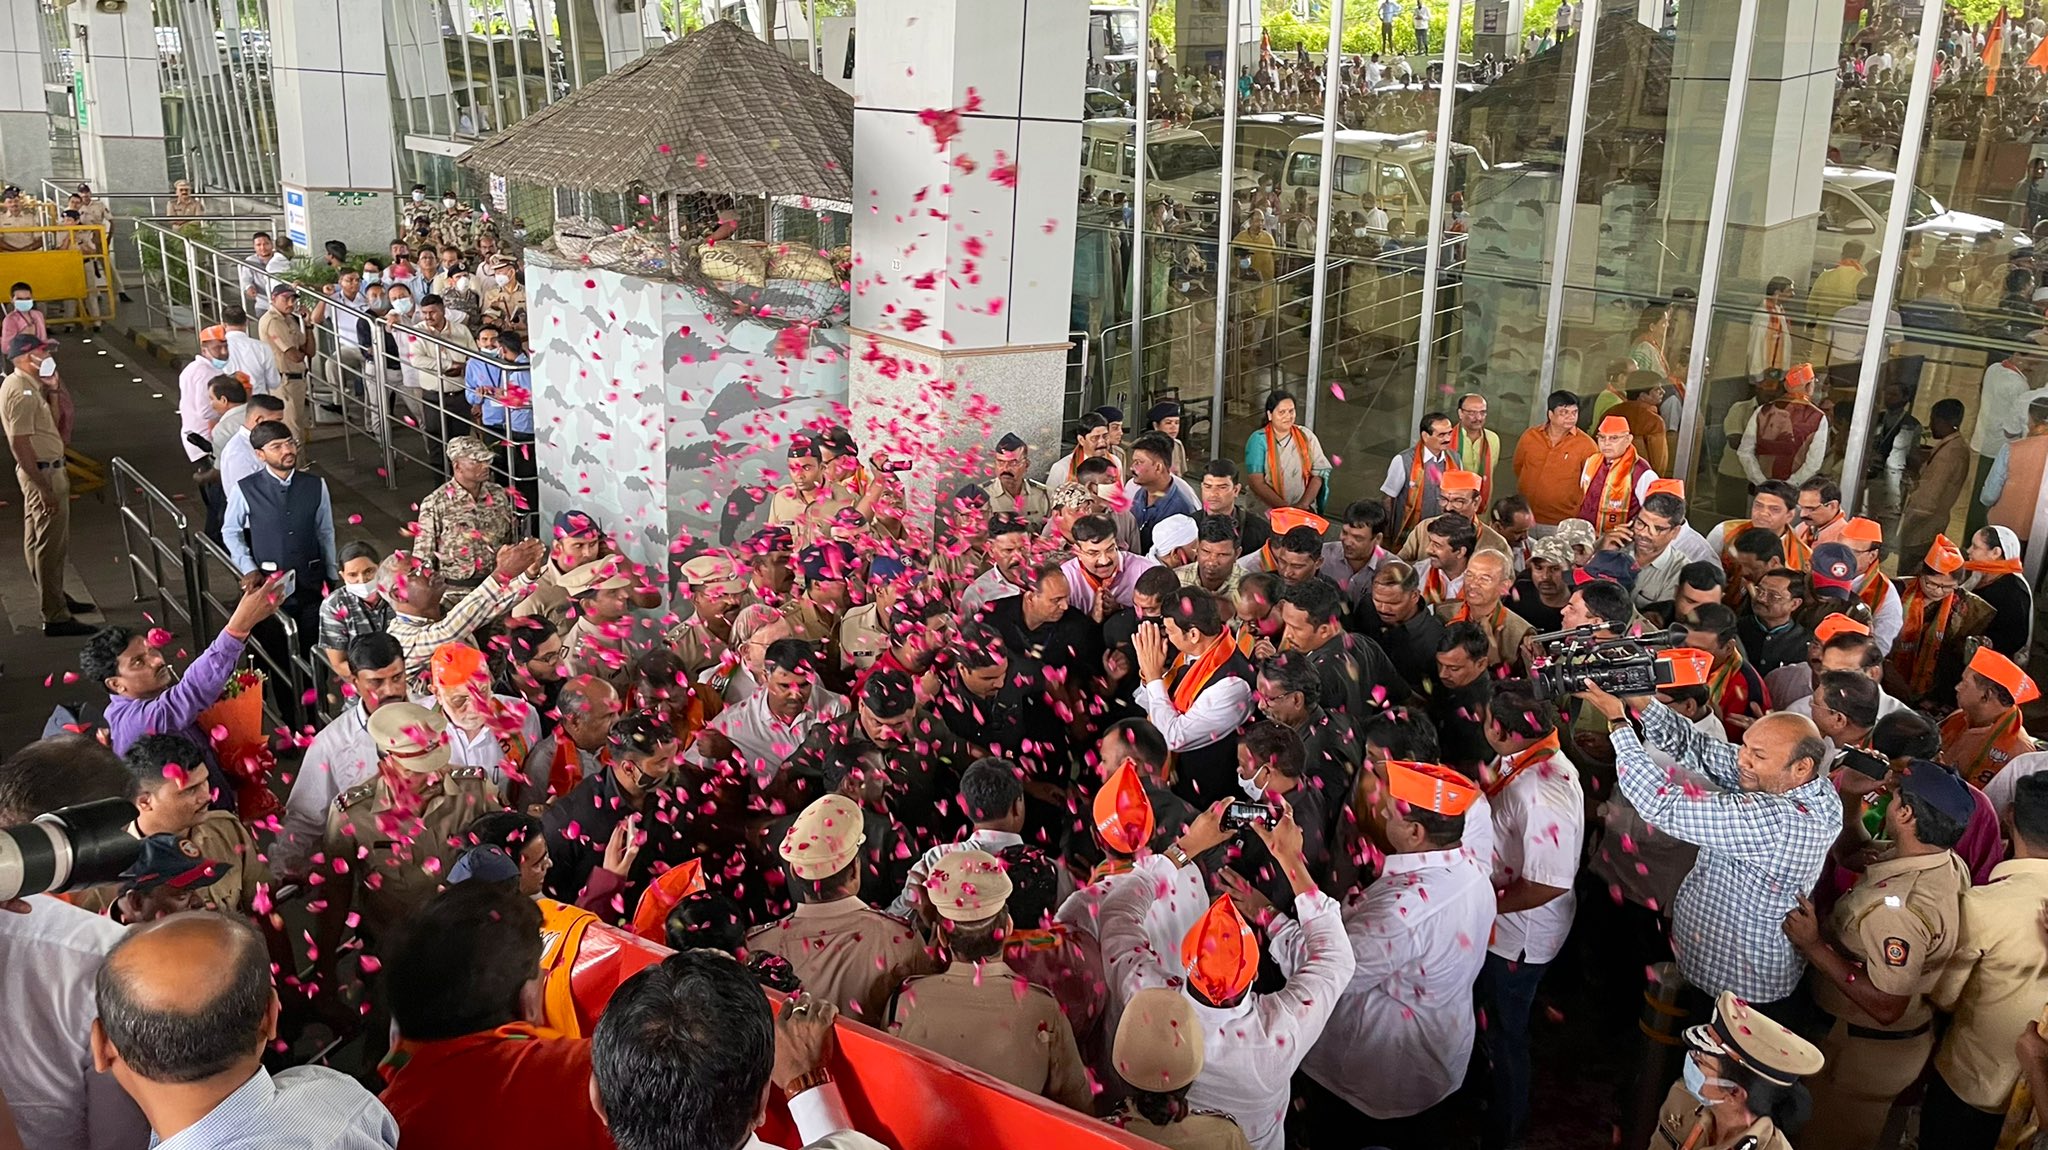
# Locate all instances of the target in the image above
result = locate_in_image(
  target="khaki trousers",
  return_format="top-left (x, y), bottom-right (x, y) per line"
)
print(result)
top-left (280, 373), bottom-right (309, 441)
top-left (17, 463), bottom-right (70, 622)
top-left (1800, 1017), bottom-right (1934, 1150)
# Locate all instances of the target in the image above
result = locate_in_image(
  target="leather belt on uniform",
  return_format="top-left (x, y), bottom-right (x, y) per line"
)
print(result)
top-left (1816, 1006), bottom-right (1932, 1042)
top-left (33, 459), bottom-right (59, 469)
top-left (283, 372), bottom-right (307, 379)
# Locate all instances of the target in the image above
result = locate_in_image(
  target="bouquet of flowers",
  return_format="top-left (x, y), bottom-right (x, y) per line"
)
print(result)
top-left (198, 667), bottom-right (280, 825)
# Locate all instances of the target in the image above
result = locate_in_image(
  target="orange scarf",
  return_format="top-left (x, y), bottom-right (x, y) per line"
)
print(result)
top-left (1781, 531), bottom-right (1812, 571)
top-left (1265, 424), bottom-right (1314, 504)
top-left (1591, 448), bottom-right (1639, 534)
top-left (1079, 557), bottom-right (1121, 600)
top-left (1706, 650), bottom-right (1747, 714)
top-left (1398, 442), bottom-right (1457, 535)
top-left (1944, 708), bottom-right (2025, 787)
top-left (1964, 558), bottom-right (2026, 579)
top-left (1484, 732), bottom-right (1561, 797)
top-left (1763, 302), bottom-right (1786, 371)
top-left (1066, 441), bottom-right (1088, 480)
top-left (1453, 426), bottom-right (1493, 505)
top-left (1893, 581), bottom-right (1958, 697)
top-left (1166, 635), bottom-right (1237, 713)
top-left (1856, 570), bottom-right (1893, 614)
top-left (1423, 564), bottom-right (1451, 605)
top-left (548, 735), bottom-right (610, 799)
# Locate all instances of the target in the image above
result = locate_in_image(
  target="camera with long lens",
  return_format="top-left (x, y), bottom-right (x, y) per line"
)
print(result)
top-left (1525, 626), bottom-right (1714, 702)
top-left (0, 798), bottom-right (143, 901)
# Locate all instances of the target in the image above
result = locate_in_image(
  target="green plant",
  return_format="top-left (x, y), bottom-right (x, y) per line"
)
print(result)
top-left (138, 221), bottom-right (224, 309)
top-left (280, 257), bottom-right (340, 289)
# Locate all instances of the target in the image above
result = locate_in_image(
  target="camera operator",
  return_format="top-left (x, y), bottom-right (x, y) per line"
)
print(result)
top-left (1575, 680), bottom-right (1838, 1017)
top-left (0, 736), bottom-right (151, 1150)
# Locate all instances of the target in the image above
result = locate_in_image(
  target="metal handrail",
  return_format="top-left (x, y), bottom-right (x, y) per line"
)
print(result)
top-left (109, 457), bottom-right (198, 632)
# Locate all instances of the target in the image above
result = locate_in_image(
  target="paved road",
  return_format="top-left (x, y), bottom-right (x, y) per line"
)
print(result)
top-left (0, 328), bottom-right (418, 751)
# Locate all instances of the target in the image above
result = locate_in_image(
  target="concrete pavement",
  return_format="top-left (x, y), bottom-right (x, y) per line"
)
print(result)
top-left (0, 327), bottom-right (421, 751)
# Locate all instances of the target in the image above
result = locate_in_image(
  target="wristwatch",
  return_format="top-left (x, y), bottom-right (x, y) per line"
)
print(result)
top-left (783, 1066), bottom-right (833, 1098)
top-left (1164, 842), bottom-right (1193, 869)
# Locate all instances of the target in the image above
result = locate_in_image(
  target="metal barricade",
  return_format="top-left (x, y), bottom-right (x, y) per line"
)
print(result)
top-left (110, 457), bottom-right (199, 631)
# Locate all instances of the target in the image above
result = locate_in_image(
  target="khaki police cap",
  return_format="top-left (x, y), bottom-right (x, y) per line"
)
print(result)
top-left (1113, 987), bottom-right (1206, 1092)
top-left (924, 848), bottom-right (1011, 923)
top-left (779, 794), bottom-right (865, 880)
top-left (368, 702), bottom-right (451, 775)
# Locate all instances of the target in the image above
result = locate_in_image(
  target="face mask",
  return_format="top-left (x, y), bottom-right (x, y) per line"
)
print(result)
top-left (1682, 1056), bottom-right (1733, 1105)
top-left (37, 355), bottom-right (56, 378)
top-left (412, 191), bottom-right (425, 202)
top-left (443, 198), bottom-right (458, 209)
top-left (343, 581), bottom-right (379, 601)
top-left (1238, 257), bottom-right (1252, 270)
top-left (1354, 227), bottom-right (1369, 237)
top-left (392, 298), bottom-right (415, 315)
top-left (1238, 765), bottom-right (1266, 799)
top-left (494, 273), bottom-right (511, 287)
top-left (367, 298), bottom-right (388, 313)
top-left (11, 299), bottom-right (29, 312)
top-left (209, 356), bottom-right (230, 370)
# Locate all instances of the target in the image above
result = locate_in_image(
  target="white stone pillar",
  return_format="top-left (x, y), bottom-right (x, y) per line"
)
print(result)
top-left (1661, 0), bottom-right (1843, 290)
top-left (273, 0), bottom-right (399, 257)
top-left (850, 0), bottom-right (1087, 475)
top-left (1474, 0), bottom-right (1526, 60)
top-left (75, 0), bottom-right (168, 192)
top-left (0, 5), bottom-right (50, 186)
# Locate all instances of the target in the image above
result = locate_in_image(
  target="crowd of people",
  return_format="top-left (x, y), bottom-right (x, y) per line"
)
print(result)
top-left (7, 298), bottom-right (2048, 1150)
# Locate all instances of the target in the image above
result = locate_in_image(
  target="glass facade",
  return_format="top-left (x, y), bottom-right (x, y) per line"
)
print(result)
top-left (1058, 0), bottom-right (2048, 578)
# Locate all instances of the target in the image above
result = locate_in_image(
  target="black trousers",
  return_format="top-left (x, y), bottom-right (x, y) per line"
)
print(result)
top-left (1920, 1069), bottom-right (2007, 1150)
top-left (1289, 1071), bottom-right (1459, 1150)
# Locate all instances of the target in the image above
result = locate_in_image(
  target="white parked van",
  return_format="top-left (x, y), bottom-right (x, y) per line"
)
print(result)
top-left (1279, 130), bottom-right (1486, 227)
top-left (1080, 119), bottom-right (1258, 216)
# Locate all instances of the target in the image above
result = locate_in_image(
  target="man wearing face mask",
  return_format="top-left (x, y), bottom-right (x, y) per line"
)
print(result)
top-left (178, 328), bottom-right (236, 519)
top-left (3, 333), bottom-right (92, 633)
top-left (482, 257), bottom-right (527, 335)
top-left (541, 714), bottom-right (686, 904)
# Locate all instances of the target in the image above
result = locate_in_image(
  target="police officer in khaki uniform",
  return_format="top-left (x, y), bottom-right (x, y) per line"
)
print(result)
top-left (318, 702), bottom-right (498, 948)
top-left (784, 541), bottom-right (856, 686)
top-left (745, 794), bottom-right (938, 1024)
top-left (1108, 987), bottom-right (1251, 1149)
top-left (515, 509), bottom-right (661, 633)
top-left (560, 559), bottom-right (643, 692)
top-left (835, 555), bottom-right (914, 673)
top-left (886, 848), bottom-right (1091, 1111)
top-left (1781, 758), bottom-right (1972, 1150)
top-left (120, 733), bottom-right (273, 917)
top-left (665, 551), bottom-right (750, 679)
top-left (1651, 991), bottom-right (1825, 1150)
top-left (3, 333), bottom-right (88, 635)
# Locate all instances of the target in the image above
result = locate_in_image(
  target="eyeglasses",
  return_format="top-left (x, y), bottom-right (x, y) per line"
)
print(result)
top-left (1752, 587), bottom-right (1795, 604)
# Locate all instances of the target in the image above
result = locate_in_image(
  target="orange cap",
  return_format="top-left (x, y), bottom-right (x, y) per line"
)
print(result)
top-left (1924, 534), bottom-right (1964, 574)
top-left (1784, 363), bottom-right (1816, 394)
top-left (1646, 478), bottom-right (1686, 499)
top-left (1842, 517), bottom-right (1883, 545)
top-left (1597, 415), bottom-right (1631, 436)
top-left (430, 642), bottom-right (488, 690)
top-left (1385, 760), bottom-right (1479, 816)
top-left (1440, 469), bottom-right (1483, 494)
top-left (1269, 507), bottom-right (1329, 536)
top-left (1093, 764), bottom-right (1155, 856)
top-left (629, 857), bottom-right (705, 943)
top-left (1813, 613), bottom-right (1873, 643)
top-left (199, 325), bottom-right (229, 343)
top-left (1969, 646), bottom-right (2042, 704)
top-left (1180, 894), bottom-right (1259, 1004)
top-left (1657, 647), bottom-right (1715, 689)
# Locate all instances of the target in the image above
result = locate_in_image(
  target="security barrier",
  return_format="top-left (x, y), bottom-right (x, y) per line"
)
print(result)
top-left (0, 223), bottom-right (114, 329)
top-left (110, 455), bottom-right (323, 734)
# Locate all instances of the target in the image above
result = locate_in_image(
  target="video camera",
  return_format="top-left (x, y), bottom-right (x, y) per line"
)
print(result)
top-left (1525, 626), bottom-right (1714, 702)
top-left (0, 798), bottom-right (142, 902)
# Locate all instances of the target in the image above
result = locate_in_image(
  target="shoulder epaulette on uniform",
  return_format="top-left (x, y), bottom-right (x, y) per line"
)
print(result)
top-left (447, 766), bottom-right (489, 781)
top-left (334, 781), bottom-right (377, 810)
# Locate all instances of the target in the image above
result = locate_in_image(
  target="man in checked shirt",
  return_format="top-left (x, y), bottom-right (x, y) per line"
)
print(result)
top-left (1576, 678), bottom-right (1840, 1022)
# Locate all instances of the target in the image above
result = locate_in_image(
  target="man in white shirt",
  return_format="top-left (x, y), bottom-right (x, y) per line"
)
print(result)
top-left (178, 327), bottom-right (233, 462)
top-left (236, 231), bottom-right (291, 319)
top-left (887, 758), bottom-right (1028, 919)
top-left (217, 394), bottom-right (285, 496)
top-left (1299, 760), bottom-right (1493, 1140)
top-left (429, 642), bottom-right (544, 805)
top-left (1973, 336), bottom-right (2048, 515)
top-left (275, 633), bottom-right (413, 878)
top-left (221, 304), bottom-right (279, 397)
top-left (692, 637), bottom-right (847, 786)
top-left (92, 913), bottom-right (397, 1150)
top-left (1479, 685), bottom-right (1584, 1150)
top-left (1100, 804), bottom-right (1355, 1150)
top-left (0, 736), bottom-right (152, 1150)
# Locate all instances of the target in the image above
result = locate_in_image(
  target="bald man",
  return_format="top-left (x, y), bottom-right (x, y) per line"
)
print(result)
top-left (1580, 685), bottom-right (1842, 1007)
top-left (91, 912), bottom-right (398, 1147)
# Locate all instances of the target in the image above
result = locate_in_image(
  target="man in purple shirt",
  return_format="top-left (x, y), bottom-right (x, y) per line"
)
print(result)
top-left (1060, 513), bottom-right (1161, 622)
top-left (82, 576), bottom-right (283, 806)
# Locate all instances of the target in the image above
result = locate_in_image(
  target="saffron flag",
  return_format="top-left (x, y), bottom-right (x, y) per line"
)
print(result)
top-left (2032, 25), bottom-right (2048, 71)
top-left (1987, 7), bottom-right (2007, 96)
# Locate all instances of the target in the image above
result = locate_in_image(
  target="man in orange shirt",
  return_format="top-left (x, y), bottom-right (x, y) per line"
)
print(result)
top-left (378, 882), bottom-right (618, 1148)
top-left (1608, 371), bottom-right (1672, 475)
top-left (1512, 390), bottom-right (1597, 527)
top-left (1939, 646), bottom-right (2040, 789)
